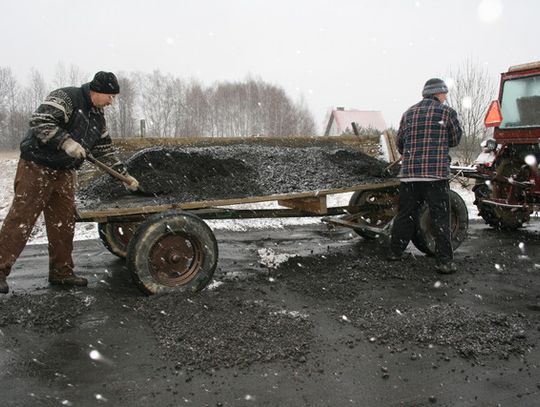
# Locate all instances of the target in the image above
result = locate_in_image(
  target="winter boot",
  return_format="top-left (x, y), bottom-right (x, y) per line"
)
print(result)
top-left (48, 269), bottom-right (88, 287)
top-left (0, 274), bottom-right (8, 294)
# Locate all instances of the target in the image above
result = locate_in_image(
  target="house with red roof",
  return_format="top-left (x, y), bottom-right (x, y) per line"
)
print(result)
top-left (323, 107), bottom-right (387, 136)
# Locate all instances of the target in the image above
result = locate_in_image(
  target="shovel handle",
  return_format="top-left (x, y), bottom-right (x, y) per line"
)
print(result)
top-left (384, 157), bottom-right (402, 172)
top-left (86, 153), bottom-right (133, 184)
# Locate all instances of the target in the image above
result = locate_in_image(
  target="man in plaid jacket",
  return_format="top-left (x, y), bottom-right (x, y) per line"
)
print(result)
top-left (388, 78), bottom-right (462, 274)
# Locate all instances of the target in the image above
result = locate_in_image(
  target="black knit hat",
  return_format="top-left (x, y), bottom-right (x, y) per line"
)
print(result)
top-left (89, 71), bottom-right (120, 94)
top-left (422, 78), bottom-right (448, 97)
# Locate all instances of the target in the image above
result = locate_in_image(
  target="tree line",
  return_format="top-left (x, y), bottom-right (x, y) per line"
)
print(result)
top-left (0, 61), bottom-right (496, 164)
top-left (0, 65), bottom-right (317, 149)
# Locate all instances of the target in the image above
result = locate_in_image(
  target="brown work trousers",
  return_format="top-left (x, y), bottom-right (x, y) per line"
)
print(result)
top-left (0, 159), bottom-right (76, 277)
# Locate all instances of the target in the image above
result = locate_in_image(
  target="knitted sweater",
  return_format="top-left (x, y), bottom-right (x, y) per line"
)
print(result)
top-left (20, 83), bottom-right (124, 172)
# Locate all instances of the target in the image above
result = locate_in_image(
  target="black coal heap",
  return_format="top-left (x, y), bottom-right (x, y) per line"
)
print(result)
top-left (78, 143), bottom-right (392, 210)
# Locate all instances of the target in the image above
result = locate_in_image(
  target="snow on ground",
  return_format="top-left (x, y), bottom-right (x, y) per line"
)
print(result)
top-left (0, 152), bottom-right (479, 249)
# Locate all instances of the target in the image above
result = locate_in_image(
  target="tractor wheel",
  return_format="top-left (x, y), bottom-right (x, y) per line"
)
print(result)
top-left (126, 211), bottom-right (218, 295)
top-left (473, 159), bottom-right (531, 230)
top-left (474, 183), bottom-right (530, 230)
top-left (412, 190), bottom-right (469, 256)
top-left (347, 188), bottom-right (398, 240)
top-left (98, 221), bottom-right (139, 259)
top-left (474, 183), bottom-right (503, 228)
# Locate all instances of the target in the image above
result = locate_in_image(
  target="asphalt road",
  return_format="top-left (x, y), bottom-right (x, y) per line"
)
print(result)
top-left (1, 219), bottom-right (539, 407)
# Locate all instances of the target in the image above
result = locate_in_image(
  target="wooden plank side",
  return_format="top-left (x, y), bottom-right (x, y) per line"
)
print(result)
top-left (277, 196), bottom-right (327, 215)
top-left (114, 135), bottom-right (381, 152)
top-left (382, 130), bottom-right (400, 162)
top-left (77, 180), bottom-right (399, 221)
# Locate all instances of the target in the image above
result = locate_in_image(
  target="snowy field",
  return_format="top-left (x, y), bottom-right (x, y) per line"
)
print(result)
top-left (0, 151), bottom-right (480, 245)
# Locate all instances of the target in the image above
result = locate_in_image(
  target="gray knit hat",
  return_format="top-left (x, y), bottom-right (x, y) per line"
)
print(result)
top-left (422, 78), bottom-right (448, 97)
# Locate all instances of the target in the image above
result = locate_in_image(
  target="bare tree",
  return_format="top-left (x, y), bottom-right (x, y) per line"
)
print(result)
top-left (206, 79), bottom-right (315, 137)
top-left (105, 74), bottom-right (137, 138)
top-left (447, 58), bottom-right (497, 164)
top-left (0, 67), bottom-right (13, 143)
top-left (211, 82), bottom-right (239, 137)
top-left (27, 68), bottom-right (48, 108)
top-left (176, 80), bottom-right (210, 136)
top-left (52, 62), bottom-right (87, 88)
top-left (136, 70), bottom-right (178, 137)
top-left (15, 69), bottom-right (49, 144)
top-left (292, 96), bottom-right (317, 136)
top-left (262, 84), bottom-right (296, 136)
top-left (0, 67), bottom-right (24, 149)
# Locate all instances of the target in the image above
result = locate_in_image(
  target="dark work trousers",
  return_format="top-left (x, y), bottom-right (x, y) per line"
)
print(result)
top-left (0, 159), bottom-right (76, 278)
top-left (390, 180), bottom-right (453, 264)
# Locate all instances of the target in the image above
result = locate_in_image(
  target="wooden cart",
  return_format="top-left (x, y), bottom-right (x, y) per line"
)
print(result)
top-left (76, 179), bottom-right (468, 295)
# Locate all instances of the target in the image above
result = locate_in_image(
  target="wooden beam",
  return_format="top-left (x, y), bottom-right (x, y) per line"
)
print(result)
top-left (382, 130), bottom-right (399, 162)
top-left (277, 196), bottom-right (327, 215)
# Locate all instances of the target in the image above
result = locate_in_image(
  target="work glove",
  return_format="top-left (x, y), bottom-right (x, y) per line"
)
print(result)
top-left (62, 138), bottom-right (86, 159)
top-left (123, 174), bottom-right (140, 192)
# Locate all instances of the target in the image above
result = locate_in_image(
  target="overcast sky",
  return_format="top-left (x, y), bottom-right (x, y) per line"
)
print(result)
top-left (1, 0), bottom-right (539, 131)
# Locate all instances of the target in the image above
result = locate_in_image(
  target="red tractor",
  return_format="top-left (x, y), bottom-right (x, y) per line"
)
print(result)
top-left (458, 61), bottom-right (540, 229)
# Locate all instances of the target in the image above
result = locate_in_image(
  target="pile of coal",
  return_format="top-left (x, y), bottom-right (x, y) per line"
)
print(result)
top-left (78, 143), bottom-right (392, 208)
top-left (271, 251), bottom-right (533, 361)
top-left (134, 290), bottom-right (313, 371)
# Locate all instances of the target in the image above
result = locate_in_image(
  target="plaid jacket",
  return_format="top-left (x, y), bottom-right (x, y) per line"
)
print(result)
top-left (396, 96), bottom-right (462, 179)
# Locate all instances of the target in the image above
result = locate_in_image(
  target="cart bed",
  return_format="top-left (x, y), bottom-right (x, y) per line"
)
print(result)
top-left (77, 180), bottom-right (399, 222)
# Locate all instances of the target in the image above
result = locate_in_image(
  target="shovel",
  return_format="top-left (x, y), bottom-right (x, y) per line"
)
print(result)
top-left (382, 157), bottom-right (401, 177)
top-left (85, 152), bottom-right (158, 197)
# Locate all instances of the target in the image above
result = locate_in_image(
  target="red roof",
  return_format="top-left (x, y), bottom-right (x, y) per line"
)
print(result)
top-left (332, 110), bottom-right (387, 132)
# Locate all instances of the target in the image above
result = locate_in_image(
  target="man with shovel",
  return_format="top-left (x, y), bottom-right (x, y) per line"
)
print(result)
top-left (0, 71), bottom-right (139, 294)
top-left (387, 78), bottom-right (462, 274)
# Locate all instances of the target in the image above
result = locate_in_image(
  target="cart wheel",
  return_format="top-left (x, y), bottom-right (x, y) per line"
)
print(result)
top-left (98, 222), bottom-right (139, 258)
top-left (412, 190), bottom-right (469, 255)
top-left (347, 188), bottom-right (398, 239)
top-left (126, 211), bottom-right (218, 295)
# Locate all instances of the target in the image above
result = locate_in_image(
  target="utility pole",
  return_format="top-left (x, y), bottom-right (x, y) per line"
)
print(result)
top-left (140, 119), bottom-right (146, 138)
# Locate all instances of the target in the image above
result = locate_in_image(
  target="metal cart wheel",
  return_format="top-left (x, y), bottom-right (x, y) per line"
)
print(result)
top-left (126, 211), bottom-right (218, 295)
top-left (412, 190), bottom-right (469, 256)
top-left (347, 188), bottom-right (399, 239)
top-left (98, 221), bottom-right (139, 259)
